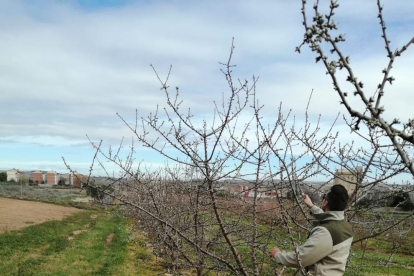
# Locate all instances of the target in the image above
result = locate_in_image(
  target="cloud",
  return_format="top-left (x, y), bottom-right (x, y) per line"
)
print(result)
top-left (0, 0), bottom-right (413, 175)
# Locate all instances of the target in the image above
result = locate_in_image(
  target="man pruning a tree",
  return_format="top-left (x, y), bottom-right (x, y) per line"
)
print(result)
top-left (269, 185), bottom-right (353, 276)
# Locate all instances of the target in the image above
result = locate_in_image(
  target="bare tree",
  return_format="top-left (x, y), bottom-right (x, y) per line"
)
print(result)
top-left (64, 13), bottom-right (414, 272)
top-left (297, 0), bottom-right (414, 176)
top-left (293, 1), bottom-right (414, 274)
top-left (60, 40), bottom-right (342, 275)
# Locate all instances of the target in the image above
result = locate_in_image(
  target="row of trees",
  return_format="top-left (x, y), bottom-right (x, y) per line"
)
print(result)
top-left (65, 1), bottom-right (413, 275)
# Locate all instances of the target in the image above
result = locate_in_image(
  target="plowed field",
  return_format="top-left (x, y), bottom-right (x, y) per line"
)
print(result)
top-left (0, 197), bottom-right (81, 234)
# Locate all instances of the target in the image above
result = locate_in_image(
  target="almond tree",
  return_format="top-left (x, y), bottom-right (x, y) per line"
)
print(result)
top-left (297, 0), bottom-right (414, 176)
top-left (62, 40), bottom-right (345, 275)
top-left (64, 12), bottom-right (414, 271)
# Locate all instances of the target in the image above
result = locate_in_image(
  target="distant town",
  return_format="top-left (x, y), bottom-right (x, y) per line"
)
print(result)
top-left (1, 167), bottom-right (412, 202)
top-left (2, 168), bottom-right (84, 188)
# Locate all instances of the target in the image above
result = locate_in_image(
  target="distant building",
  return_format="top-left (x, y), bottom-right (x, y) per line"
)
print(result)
top-left (245, 187), bottom-right (281, 198)
top-left (46, 171), bottom-right (59, 185)
top-left (7, 169), bottom-right (20, 182)
top-left (333, 167), bottom-right (363, 195)
top-left (32, 171), bottom-right (45, 184)
top-left (72, 172), bottom-right (83, 188)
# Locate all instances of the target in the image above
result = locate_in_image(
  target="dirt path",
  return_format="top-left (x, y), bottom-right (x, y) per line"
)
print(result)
top-left (0, 197), bottom-right (82, 234)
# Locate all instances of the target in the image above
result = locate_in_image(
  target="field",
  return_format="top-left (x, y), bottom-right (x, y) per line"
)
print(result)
top-left (0, 183), bottom-right (413, 276)
top-left (0, 197), bottom-right (81, 234)
top-left (0, 199), bottom-right (165, 276)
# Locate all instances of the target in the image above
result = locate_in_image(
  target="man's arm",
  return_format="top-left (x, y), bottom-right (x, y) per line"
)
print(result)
top-left (303, 194), bottom-right (324, 215)
top-left (273, 226), bottom-right (333, 268)
top-left (310, 205), bottom-right (324, 215)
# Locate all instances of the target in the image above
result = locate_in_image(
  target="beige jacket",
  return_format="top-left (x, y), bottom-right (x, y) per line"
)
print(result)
top-left (274, 206), bottom-right (353, 276)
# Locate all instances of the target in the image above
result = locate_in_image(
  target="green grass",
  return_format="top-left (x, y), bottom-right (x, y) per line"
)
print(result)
top-left (219, 214), bottom-right (414, 275)
top-left (1, 197), bottom-right (412, 276)
top-left (0, 210), bottom-right (164, 276)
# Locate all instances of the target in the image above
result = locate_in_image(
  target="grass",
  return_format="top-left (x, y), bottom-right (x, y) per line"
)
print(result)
top-left (217, 213), bottom-right (414, 275)
top-left (0, 210), bottom-right (164, 276)
top-left (1, 192), bottom-right (412, 275)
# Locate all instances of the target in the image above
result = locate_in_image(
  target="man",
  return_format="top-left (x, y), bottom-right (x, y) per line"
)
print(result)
top-left (269, 185), bottom-right (353, 276)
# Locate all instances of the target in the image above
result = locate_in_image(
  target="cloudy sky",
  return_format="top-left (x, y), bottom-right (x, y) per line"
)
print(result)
top-left (1, 0), bottom-right (413, 180)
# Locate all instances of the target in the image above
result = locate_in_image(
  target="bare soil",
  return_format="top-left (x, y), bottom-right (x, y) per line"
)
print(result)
top-left (106, 233), bottom-right (115, 247)
top-left (0, 197), bottom-right (82, 234)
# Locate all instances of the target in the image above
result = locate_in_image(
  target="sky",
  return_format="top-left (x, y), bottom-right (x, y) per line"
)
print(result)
top-left (0, 0), bottom-right (413, 181)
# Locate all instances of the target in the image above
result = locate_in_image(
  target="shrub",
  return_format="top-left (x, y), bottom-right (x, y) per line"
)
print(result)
top-left (390, 192), bottom-right (414, 211)
top-left (0, 172), bottom-right (6, 182)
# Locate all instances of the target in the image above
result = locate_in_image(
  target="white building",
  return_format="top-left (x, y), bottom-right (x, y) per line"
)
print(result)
top-left (7, 169), bottom-right (20, 182)
top-left (333, 167), bottom-right (363, 195)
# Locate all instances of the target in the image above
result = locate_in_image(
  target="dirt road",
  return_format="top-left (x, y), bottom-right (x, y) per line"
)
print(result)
top-left (0, 197), bottom-right (82, 234)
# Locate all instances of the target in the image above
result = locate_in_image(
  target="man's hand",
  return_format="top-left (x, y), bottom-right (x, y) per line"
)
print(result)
top-left (269, 247), bottom-right (280, 258)
top-left (303, 194), bottom-right (313, 209)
